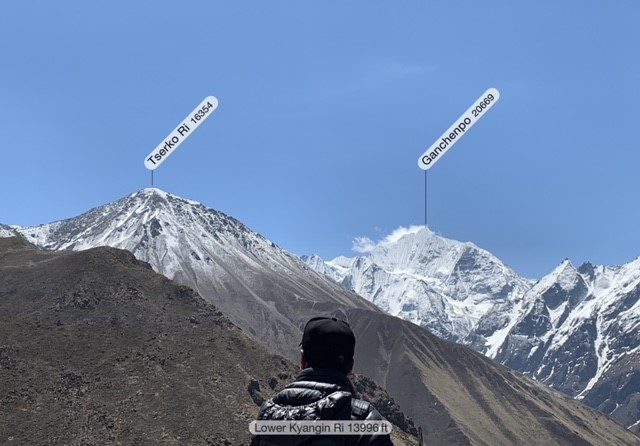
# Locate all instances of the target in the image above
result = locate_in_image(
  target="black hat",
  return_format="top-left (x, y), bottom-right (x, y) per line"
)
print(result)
top-left (300, 317), bottom-right (355, 366)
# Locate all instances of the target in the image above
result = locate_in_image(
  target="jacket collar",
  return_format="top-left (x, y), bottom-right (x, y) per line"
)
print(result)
top-left (295, 367), bottom-right (356, 395)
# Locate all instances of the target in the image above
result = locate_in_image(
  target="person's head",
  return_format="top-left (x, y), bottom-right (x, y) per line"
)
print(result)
top-left (299, 316), bottom-right (356, 374)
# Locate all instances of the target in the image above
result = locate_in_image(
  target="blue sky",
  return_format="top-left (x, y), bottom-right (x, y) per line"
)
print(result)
top-left (1, 1), bottom-right (638, 279)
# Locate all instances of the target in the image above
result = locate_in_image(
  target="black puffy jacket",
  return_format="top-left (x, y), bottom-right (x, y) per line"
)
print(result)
top-left (250, 368), bottom-right (393, 446)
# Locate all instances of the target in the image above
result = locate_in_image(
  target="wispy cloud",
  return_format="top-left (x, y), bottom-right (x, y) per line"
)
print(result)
top-left (383, 61), bottom-right (431, 77)
top-left (351, 225), bottom-right (424, 253)
top-left (316, 59), bottom-right (432, 99)
top-left (352, 60), bottom-right (431, 91)
top-left (352, 236), bottom-right (377, 253)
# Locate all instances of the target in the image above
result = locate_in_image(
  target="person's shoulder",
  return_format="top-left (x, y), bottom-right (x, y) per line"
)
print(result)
top-left (351, 397), bottom-right (384, 421)
top-left (351, 399), bottom-right (394, 445)
top-left (255, 396), bottom-right (277, 419)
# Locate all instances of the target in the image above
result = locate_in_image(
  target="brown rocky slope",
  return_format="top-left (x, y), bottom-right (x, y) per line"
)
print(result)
top-left (0, 237), bottom-right (417, 445)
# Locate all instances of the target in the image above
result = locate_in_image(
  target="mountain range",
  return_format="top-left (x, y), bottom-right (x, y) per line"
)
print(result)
top-left (302, 225), bottom-right (640, 435)
top-left (3, 188), bottom-right (640, 443)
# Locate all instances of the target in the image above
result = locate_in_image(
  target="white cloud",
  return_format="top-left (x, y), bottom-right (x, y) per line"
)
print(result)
top-left (379, 225), bottom-right (424, 245)
top-left (351, 225), bottom-right (425, 253)
top-left (352, 236), bottom-right (377, 253)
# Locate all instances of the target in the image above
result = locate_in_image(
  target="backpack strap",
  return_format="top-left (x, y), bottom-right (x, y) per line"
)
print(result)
top-left (350, 398), bottom-right (371, 420)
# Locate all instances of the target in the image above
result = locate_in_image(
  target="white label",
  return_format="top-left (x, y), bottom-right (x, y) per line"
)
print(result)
top-left (249, 420), bottom-right (392, 436)
top-left (144, 96), bottom-right (218, 170)
top-left (418, 88), bottom-right (500, 170)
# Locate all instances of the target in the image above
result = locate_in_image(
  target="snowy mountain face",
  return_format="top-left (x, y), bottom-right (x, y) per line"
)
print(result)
top-left (310, 227), bottom-right (532, 344)
top-left (303, 227), bottom-right (640, 434)
top-left (10, 188), bottom-right (382, 362)
top-left (17, 189), bottom-right (270, 272)
top-left (0, 224), bottom-right (18, 238)
top-left (495, 259), bottom-right (640, 433)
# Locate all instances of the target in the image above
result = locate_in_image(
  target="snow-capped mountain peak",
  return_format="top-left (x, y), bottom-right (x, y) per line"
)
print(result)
top-left (307, 226), bottom-right (531, 342)
top-left (14, 188), bottom-right (291, 282)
